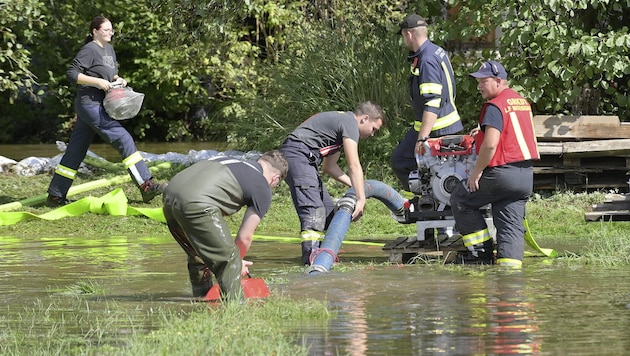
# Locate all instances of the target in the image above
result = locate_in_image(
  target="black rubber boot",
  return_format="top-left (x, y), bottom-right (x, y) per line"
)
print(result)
top-left (455, 240), bottom-right (495, 265)
top-left (301, 240), bottom-right (320, 266)
top-left (45, 195), bottom-right (74, 207)
top-left (189, 263), bottom-right (213, 297)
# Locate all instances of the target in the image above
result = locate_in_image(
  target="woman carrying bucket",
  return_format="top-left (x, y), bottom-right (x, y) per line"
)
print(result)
top-left (46, 16), bottom-right (165, 207)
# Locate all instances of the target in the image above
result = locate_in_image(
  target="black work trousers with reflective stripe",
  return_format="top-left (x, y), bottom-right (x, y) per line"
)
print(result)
top-left (48, 100), bottom-right (151, 198)
top-left (279, 140), bottom-right (335, 232)
top-left (450, 163), bottom-right (533, 261)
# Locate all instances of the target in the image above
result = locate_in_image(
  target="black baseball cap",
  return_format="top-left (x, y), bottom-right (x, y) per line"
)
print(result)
top-left (398, 14), bottom-right (428, 34)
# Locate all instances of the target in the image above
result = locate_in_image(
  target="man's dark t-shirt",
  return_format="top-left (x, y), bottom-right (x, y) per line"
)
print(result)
top-left (164, 156), bottom-right (271, 218)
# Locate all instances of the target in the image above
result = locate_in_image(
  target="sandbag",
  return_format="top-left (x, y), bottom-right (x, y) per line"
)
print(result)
top-left (103, 86), bottom-right (145, 120)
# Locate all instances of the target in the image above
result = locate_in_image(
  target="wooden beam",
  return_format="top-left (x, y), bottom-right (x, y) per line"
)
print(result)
top-left (585, 211), bottom-right (630, 222)
top-left (533, 115), bottom-right (629, 140)
top-left (537, 142), bottom-right (563, 155)
top-left (562, 139), bottom-right (630, 156)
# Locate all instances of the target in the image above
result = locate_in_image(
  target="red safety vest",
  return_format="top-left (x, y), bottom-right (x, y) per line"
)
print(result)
top-left (476, 88), bottom-right (540, 167)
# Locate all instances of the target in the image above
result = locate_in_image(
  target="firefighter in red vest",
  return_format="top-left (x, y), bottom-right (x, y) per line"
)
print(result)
top-left (450, 60), bottom-right (540, 267)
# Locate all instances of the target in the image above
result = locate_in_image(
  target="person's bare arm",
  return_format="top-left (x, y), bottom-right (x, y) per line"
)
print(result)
top-left (235, 208), bottom-right (261, 275)
top-left (467, 126), bottom-right (500, 192)
top-left (322, 151), bottom-right (352, 186)
top-left (341, 138), bottom-right (366, 221)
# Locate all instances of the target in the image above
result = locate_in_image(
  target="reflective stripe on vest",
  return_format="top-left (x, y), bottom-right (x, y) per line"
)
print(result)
top-left (54, 164), bottom-right (77, 180)
top-left (476, 88), bottom-right (540, 166)
top-left (413, 61), bottom-right (460, 132)
top-left (510, 110), bottom-right (534, 160)
top-left (462, 228), bottom-right (492, 247)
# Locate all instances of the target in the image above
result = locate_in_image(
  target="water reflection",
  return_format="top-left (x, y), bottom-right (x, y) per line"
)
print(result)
top-left (284, 262), bottom-right (630, 355)
top-left (1, 234), bottom-right (629, 355)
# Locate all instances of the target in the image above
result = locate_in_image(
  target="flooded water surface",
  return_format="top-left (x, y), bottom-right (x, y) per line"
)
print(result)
top-left (1, 233), bottom-right (629, 355)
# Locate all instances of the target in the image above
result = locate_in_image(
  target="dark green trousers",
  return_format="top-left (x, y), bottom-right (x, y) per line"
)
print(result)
top-left (163, 203), bottom-right (243, 300)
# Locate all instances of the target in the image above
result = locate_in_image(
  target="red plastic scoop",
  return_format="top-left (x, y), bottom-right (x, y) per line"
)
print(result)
top-left (205, 274), bottom-right (270, 301)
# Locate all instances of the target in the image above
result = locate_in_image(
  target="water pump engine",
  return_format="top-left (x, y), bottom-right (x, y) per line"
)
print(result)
top-left (384, 134), bottom-right (496, 263)
top-left (405, 134), bottom-right (477, 221)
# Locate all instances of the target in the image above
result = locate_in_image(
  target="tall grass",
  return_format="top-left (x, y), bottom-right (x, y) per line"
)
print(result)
top-left (0, 282), bottom-right (331, 355)
top-left (223, 20), bottom-right (412, 183)
top-left (122, 298), bottom-right (331, 355)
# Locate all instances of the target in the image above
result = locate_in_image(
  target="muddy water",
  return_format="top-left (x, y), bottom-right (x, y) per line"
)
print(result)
top-left (1, 234), bottom-right (629, 355)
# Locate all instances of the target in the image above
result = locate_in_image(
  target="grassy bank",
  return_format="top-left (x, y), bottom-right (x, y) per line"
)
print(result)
top-left (3, 162), bottom-right (630, 354)
top-left (0, 280), bottom-right (331, 355)
top-left (2, 163), bottom-right (630, 264)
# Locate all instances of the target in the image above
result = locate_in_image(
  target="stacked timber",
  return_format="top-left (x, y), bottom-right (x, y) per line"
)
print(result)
top-left (585, 193), bottom-right (630, 222)
top-left (533, 115), bottom-right (630, 191)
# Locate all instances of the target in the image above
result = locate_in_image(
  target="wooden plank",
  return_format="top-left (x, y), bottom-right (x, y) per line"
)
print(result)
top-left (600, 193), bottom-right (630, 202)
top-left (533, 115), bottom-right (628, 140)
top-left (533, 166), bottom-right (605, 174)
top-left (534, 172), bottom-right (629, 190)
top-left (534, 115), bottom-right (621, 127)
top-left (537, 142), bottom-right (564, 155)
top-left (382, 236), bottom-right (413, 250)
top-left (585, 211), bottom-right (630, 222)
top-left (590, 201), bottom-right (630, 212)
top-left (589, 194), bottom-right (630, 212)
top-left (563, 139), bottom-right (630, 156)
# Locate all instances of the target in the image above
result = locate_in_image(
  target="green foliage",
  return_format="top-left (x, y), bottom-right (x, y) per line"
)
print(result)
top-left (1, 0), bottom-right (629, 159)
top-left (451, 0), bottom-right (630, 119)
top-left (0, 0), bottom-right (46, 102)
top-left (220, 1), bottom-right (413, 182)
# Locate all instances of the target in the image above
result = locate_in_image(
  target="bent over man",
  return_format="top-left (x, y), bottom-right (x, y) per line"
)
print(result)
top-left (450, 61), bottom-right (540, 267)
top-left (280, 102), bottom-right (384, 265)
top-left (162, 151), bottom-right (287, 300)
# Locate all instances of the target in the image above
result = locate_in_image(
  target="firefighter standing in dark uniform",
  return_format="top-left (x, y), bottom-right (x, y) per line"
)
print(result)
top-left (391, 14), bottom-right (463, 191)
top-left (450, 61), bottom-right (540, 267)
top-left (162, 151), bottom-right (287, 300)
top-left (46, 16), bottom-right (165, 207)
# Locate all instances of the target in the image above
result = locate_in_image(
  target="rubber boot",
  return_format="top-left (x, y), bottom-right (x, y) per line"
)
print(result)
top-left (455, 239), bottom-right (495, 265)
top-left (301, 240), bottom-right (321, 266)
top-left (300, 230), bottom-right (322, 265)
top-left (188, 262), bottom-right (213, 297)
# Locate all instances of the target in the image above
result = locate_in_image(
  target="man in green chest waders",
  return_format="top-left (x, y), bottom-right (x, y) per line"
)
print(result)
top-left (162, 151), bottom-right (287, 301)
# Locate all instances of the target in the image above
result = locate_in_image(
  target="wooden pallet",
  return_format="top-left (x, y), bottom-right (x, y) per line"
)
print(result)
top-left (585, 193), bottom-right (630, 221)
top-left (534, 115), bottom-right (629, 140)
top-left (532, 115), bottom-right (630, 191)
top-left (382, 234), bottom-right (466, 263)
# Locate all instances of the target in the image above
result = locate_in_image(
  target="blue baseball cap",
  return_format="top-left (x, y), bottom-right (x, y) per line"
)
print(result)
top-left (469, 60), bottom-right (508, 79)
